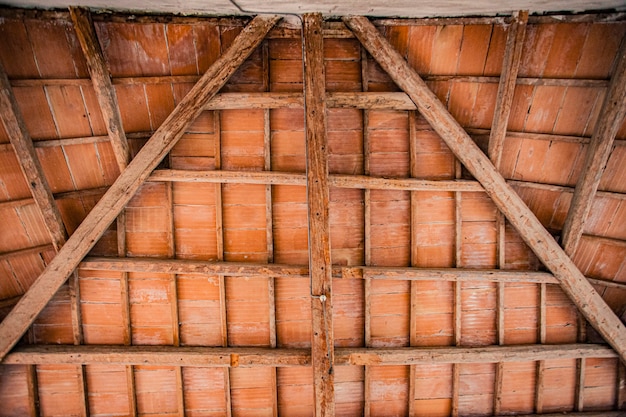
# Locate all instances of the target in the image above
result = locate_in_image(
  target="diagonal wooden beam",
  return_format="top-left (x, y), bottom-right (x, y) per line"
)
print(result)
top-left (561, 38), bottom-right (626, 255)
top-left (303, 13), bottom-right (335, 417)
top-left (488, 10), bottom-right (528, 169)
top-left (0, 15), bottom-right (280, 360)
top-left (69, 6), bottom-right (130, 171)
top-left (343, 15), bottom-right (626, 365)
top-left (0, 63), bottom-right (67, 250)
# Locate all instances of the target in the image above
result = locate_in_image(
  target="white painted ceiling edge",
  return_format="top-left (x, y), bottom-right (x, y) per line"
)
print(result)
top-left (2, 0), bottom-right (626, 17)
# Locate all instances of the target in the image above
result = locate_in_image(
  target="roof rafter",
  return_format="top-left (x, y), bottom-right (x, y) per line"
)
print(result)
top-left (303, 12), bottom-right (335, 417)
top-left (561, 37), bottom-right (626, 255)
top-left (0, 63), bottom-right (67, 251)
top-left (69, 6), bottom-right (130, 172)
top-left (342, 15), bottom-right (626, 366)
top-left (488, 10), bottom-right (528, 168)
top-left (0, 14), bottom-right (281, 360)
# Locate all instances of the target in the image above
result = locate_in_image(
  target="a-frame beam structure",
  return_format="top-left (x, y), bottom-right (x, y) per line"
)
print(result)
top-left (303, 13), bottom-right (335, 417)
top-left (0, 14), bottom-right (281, 360)
top-left (69, 6), bottom-right (130, 172)
top-left (342, 15), bottom-right (626, 365)
top-left (561, 39), bottom-right (626, 255)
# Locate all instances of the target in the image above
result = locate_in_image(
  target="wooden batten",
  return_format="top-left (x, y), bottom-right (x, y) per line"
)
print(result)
top-left (0, 15), bottom-right (281, 361)
top-left (342, 15), bottom-right (626, 366)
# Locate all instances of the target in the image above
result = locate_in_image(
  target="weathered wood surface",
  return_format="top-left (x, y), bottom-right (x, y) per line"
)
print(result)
top-left (488, 10), bottom-right (528, 169)
top-left (69, 6), bottom-right (130, 171)
top-left (3, 344), bottom-right (615, 366)
top-left (0, 63), bottom-right (67, 250)
top-left (343, 15), bottom-right (626, 365)
top-left (78, 257), bottom-right (626, 290)
top-left (303, 13), bottom-right (335, 417)
top-left (561, 40), bottom-right (626, 255)
top-left (0, 15), bottom-right (281, 361)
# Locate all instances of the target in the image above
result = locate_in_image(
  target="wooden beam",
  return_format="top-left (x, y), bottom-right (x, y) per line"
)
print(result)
top-left (3, 345), bottom-right (311, 367)
top-left (0, 15), bottom-right (280, 361)
top-left (303, 13), bottom-right (335, 417)
top-left (488, 10), bottom-right (528, 169)
top-left (69, 6), bottom-right (130, 172)
top-left (561, 39), bottom-right (626, 255)
top-left (150, 169), bottom-right (483, 191)
top-left (77, 257), bottom-right (626, 291)
top-left (0, 63), bottom-right (67, 251)
top-left (337, 344), bottom-right (617, 365)
top-left (343, 15), bottom-right (626, 365)
top-left (4, 344), bottom-right (615, 366)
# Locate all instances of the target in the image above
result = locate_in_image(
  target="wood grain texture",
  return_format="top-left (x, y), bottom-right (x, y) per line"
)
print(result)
top-left (488, 10), bottom-right (528, 169)
top-left (303, 13), bottom-right (335, 417)
top-left (343, 15), bottom-right (626, 366)
top-left (0, 63), bottom-right (67, 250)
top-left (0, 15), bottom-right (280, 361)
top-left (3, 343), bottom-right (615, 366)
top-left (69, 7), bottom-right (130, 172)
top-left (561, 39), bottom-right (626, 255)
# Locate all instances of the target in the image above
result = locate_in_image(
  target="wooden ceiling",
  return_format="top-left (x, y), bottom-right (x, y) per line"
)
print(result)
top-left (0, 6), bottom-right (625, 416)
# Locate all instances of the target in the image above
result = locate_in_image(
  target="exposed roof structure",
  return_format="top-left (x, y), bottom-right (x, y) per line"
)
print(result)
top-left (0, 4), bottom-right (625, 416)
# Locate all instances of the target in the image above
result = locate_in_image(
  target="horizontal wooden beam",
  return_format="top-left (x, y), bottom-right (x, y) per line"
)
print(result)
top-left (337, 344), bottom-right (616, 366)
top-left (10, 75), bottom-right (609, 91)
top-left (344, 15), bottom-right (626, 365)
top-left (78, 257), bottom-right (626, 290)
top-left (0, 15), bottom-right (281, 361)
top-left (2, 7), bottom-right (623, 27)
top-left (3, 344), bottom-right (615, 367)
top-left (80, 257), bottom-right (310, 278)
top-left (2, 345), bottom-right (310, 367)
top-left (149, 169), bottom-right (483, 191)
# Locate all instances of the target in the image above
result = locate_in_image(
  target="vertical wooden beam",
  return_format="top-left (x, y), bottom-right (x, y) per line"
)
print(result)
top-left (0, 15), bottom-right (280, 361)
top-left (69, 6), bottom-right (130, 172)
top-left (0, 62), bottom-right (67, 250)
top-left (164, 182), bottom-right (185, 415)
top-left (343, 15), bottom-right (626, 366)
top-left (561, 39), bottom-right (626, 255)
top-left (408, 111), bottom-right (419, 417)
top-left (303, 13), bottom-right (334, 417)
top-left (452, 160), bottom-right (462, 417)
top-left (262, 40), bottom-right (278, 417)
top-left (575, 358), bottom-right (586, 411)
top-left (617, 363), bottom-right (626, 410)
top-left (214, 108), bottom-right (232, 417)
top-left (117, 210), bottom-right (137, 416)
top-left (535, 283), bottom-right (547, 413)
top-left (488, 10), bottom-right (528, 170)
top-left (489, 11), bottom-right (527, 402)
top-left (26, 365), bottom-right (40, 417)
top-left (361, 44), bottom-right (373, 417)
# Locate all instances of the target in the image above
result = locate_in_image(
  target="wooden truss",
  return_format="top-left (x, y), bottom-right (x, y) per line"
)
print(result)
top-left (0, 10), bottom-right (625, 417)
